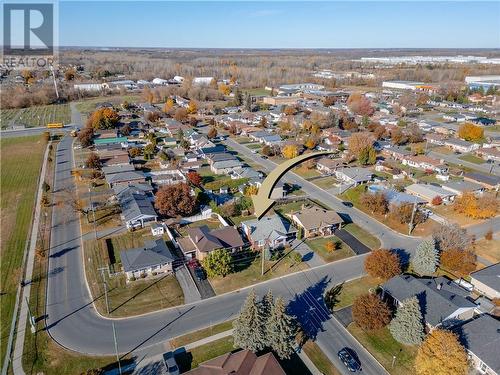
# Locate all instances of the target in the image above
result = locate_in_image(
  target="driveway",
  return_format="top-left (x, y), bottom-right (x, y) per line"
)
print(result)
top-left (175, 265), bottom-right (201, 304)
top-left (334, 229), bottom-right (371, 255)
top-left (188, 267), bottom-right (216, 299)
top-left (290, 239), bottom-right (325, 267)
top-left (333, 306), bottom-right (353, 328)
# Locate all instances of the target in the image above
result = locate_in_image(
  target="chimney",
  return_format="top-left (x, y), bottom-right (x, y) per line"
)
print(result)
top-left (437, 283), bottom-right (442, 290)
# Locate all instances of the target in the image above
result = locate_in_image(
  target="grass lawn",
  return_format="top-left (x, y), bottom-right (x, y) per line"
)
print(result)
top-left (0, 135), bottom-right (46, 368)
top-left (232, 136), bottom-right (253, 144)
top-left (326, 276), bottom-right (380, 311)
top-left (431, 204), bottom-right (484, 227)
top-left (244, 88), bottom-right (270, 96)
top-left (1, 104), bottom-right (71, 129)
top-left (312, 176), bottom-right (336, 190)
top-left (246, 143), bottom-right (262, 149)
top-left (432, 146), bottom-right (453, 155)
top-left (302, 341), bottom-right (342, 375)
top-left (459, 154), bottom-right (485, 164)
top-left (474, 239), bottom-right (500, 264)
top-left (175, 337), bottom-right (236, 372)
top-left (170, 321), bottom-right (234, 348)
top-left (293, 166), bottom-right (321, 179)
top-left (306, 236), bottom-right (355, 263)
top-left (487, 125), bottom-right (500, 132)
top-left (178, 218), bottom-right (224, 236)
top-left (228, 214), bottom-right (254, 226)
top-left (273, 201), bottom-right (306, 216)
top-left (347, 325), bottom-right (417, 375)
top-left (209, 251), bottom-right (308, 295)
top-left (83, 235), bottom-right (184, 317)
top-left (343, 223), bottom-right (381, 250)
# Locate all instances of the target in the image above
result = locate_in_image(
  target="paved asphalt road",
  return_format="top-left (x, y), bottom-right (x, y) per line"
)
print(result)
top-left (42, 120), bottom-right (497, 375)
top-left (428, 150), bottom-right (499, 176)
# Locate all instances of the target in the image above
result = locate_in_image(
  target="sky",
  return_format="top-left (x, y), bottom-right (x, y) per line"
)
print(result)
top-left (57, 1), bottom-right (500, 48)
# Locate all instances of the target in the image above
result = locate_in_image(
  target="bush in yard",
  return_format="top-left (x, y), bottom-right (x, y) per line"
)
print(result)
top-left (389, 203), bottom-right (426, 225)
top-left (389, 296), bottom-right (425, 345)
top-left (77, 127), bottom-right (94, 148)
top-left (352, 293), bottom-right (391, 331)
top-left (85, 152), bottom-right (101, 169)
top-left (364, 249), bottom-right (401, 280)
top-left (186, 171), bottom-right (202, 187)
top-left (360, 192), bottom-right (388, 215)
top-left (485, 229), bottom-right (493, 240)
top-left (291, 251), bottom-right (302, 264)
top-left (431, 195), bottom-right (442, 206)
top-left (202, 249), bottom-right (233, 277)
top-left (411, 238), bottom-right (439, 276)
top-left (415, 329), bottom-right (467, 375)
top-left (454, 192), bottom-right (498, 219)
top-left (42, 181), bottom-right (50, 192)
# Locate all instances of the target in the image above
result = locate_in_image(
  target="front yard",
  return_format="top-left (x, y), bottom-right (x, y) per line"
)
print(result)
top-left (209, 250), bottom-right (307, 295)
top-left (306, 236), bottom-right (355, 263)
top-left (347, 325), bottom-right (417, 375)
top-left (458, 154), bottom-right (486, 164)
top-left (326, 276), bottom-right (380, 311)
top-left (83, 231), bottom-right (184, 317)
top-left (474, 238), bottom-right (500, 264)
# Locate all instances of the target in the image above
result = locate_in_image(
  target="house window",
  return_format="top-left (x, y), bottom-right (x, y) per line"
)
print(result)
top-left (479, 361), bottom-right (487, 373)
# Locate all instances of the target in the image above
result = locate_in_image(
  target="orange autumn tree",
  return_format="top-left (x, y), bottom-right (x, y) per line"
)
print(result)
top-left (458, 123), bottom-right (484, 142)
top-left (440, 248), bottom-right (477, 277)
top-left (415, 329), bottom-right (468, 375)
top-left (282, 144), bottom-right (299, 159)
top-left (86, 108), bottom-right (119, 130)
top-left (454, 192), bottom-right (498, 219)
top-left (365, 249), bottom-right (402, 280)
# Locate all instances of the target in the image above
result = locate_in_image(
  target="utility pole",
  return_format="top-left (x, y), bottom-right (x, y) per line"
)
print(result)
top-left (112, 322), bottom-right (122, 375)
top-left (408, 196), bottom-right (418, 235)
top-left (98, 267), bottom-right (110, 314)
top-left (50, 66), bottom-right (59, 99)
top-left (88, 184), bottom-right (97, 240)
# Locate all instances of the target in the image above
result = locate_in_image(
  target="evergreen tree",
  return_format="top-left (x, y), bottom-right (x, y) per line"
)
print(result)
top-left (260, 290), bottom-right (274, 347)
top-left (245, 93), bottom-right (252, 111)
top-left (389, 296), bottom-right (425, 345)
top-left (411, 238), bottom-right (439, 276)
top-left (233, 289), bottom-right (265, 352)
top-left (266, 297), bottom-right (297, 359)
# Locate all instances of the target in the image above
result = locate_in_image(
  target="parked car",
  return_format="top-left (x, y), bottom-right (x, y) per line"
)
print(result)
top-left (194, 267), bottom-right (206, 281)
top-left (163, 351), bottom-right (180, 375)
top-left (188, 259), bottom-right (200, 269)
top-left (338, 347), bottom-right (361, 372)
top-left (261, 155), bottom-right (268, 159)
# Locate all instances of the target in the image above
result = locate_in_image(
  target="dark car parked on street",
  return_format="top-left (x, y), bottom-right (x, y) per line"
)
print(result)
top-left (338, 347), bottom-right (361, 372)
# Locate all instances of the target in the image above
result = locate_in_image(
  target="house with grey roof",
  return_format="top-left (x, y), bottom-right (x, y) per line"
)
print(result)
top-left (102, 164), bottom-right (136, 175)
top-left (442, 180), bottom-right (485, 196)
top-left (381, 275), bottom-right (476, 328)
top-left (444, 138), bottom-right (481, 153)
top-left (120, 239), bottom-right (175, 280)
top-left (470, 263), bottom-right (500, 300)
top-left (230, 167), bottom-right (262, 180)
top-left (334, 167), bottom-right (372, 186)
top-left (455, 314), bottom-right (500, 375)
top-left (210, 159), bottom-right (243, 175)
top-left (241, 214), bottom-right (296, 250)
top-left (177, 225), bottom-right (244, 259)
top-left (406, 183), bottom-right (456, 204)
top-left (118, 190), bottom-right (157, 229)
top-left (105, 170), bottom-right (146, 188)
top-left (463, 172), bottom-right (500, 191)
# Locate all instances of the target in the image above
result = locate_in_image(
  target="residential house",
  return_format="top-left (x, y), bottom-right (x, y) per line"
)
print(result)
top-left (186, 350), bottom-right (286, 375)
top-left (98, 149), bottom-right (130, 167)
top-left (406, 183), bottom-right (456, 204)
top-left (177, 225), bottom-right (244, 259)
top-left (442, 180), bottom-right (485, 196)
top-left (230, 167), bottom-right (262, 180)
top-left (198, 145), bottom-right (226, 158)
top-left (120, 239), bottom-right (175, 280)
top-left (476, 147), bottom-right (500, 162)
top-left (463, 172), bottom-right (500, 191)
top-left (401, 155), bottom-right (448, 174)
top-left (367, 185), bottom-right (426, 206)
top-left (455, 314), bottom-right (500, 375)
top-left (206, 152), bottom-right (238, 165)
top-left (150, 223), bottom-right (165, 236)
top-left (334, 167), bottom-right (373, 186)
top-left (425, 133), bottom-right (447, 146)
top-left (444, 138), bottom-right (481, 153)
top-left (289, 205), bottom-right (343, 238)
top-left (211, 159), bottom-right (244, 175)
top-left (148, 169), bottom-right (186, 186)
top-left (117, 189), bottom-right (157, 229)
top-left (105, 170), bottom-right (146, 188)
top-left (316, 158), bottom-right (347, 175)
top-left (381, 275), bottom-right (476, 329)
top-left (102, 164), bottom-right (136, 176)
top-left (382, 146), bottom-right (412, 161)
top-left (470, 263), bottom-right (500, 300)
top-left (241, 214), bottom-right (297, 250)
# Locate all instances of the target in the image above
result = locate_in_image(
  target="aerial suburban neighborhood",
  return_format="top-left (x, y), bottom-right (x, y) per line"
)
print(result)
top-left (1, 1), bottom-right (499, 375)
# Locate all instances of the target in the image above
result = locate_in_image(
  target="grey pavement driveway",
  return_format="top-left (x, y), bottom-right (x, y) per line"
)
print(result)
top-left (334, 229), bottom-right (371, 255)
top-left (333, 306), bottom-right (353, 328)
top-left (175, 265), bottom-right (201, 304)
top-left (290, 239), bottom-right (325, 267)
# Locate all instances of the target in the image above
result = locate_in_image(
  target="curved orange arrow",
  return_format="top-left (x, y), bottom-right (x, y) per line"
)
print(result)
top-left (252, 150), bottom-right (336, 219)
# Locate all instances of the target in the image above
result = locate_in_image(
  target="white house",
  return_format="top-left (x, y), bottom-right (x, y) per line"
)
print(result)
top-left (120, 239), bottom-right (175, 280)
top-left (444, 138), bottom-right (481, 153)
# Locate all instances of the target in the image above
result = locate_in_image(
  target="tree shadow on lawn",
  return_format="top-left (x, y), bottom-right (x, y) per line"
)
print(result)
top-left (287, 276), bottom-right (331, 341)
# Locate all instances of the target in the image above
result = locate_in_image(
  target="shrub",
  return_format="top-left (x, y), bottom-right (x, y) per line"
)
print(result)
top-left (352, 293), bottom-right (391, 331)
top-left (364, 249), bottom-right (402, 280)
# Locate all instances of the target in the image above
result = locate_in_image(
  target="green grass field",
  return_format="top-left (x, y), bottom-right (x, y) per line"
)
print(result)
top-left (306, 236), bottom-right (355, 263)
top-left (0, 135), bottom-right (46, 369)
top-left (458, 154), bottom-right (485, 164)
top-left (0, 104), bottom-right (71, 129)
top-left (75, 94), bottom-right (142, 114)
